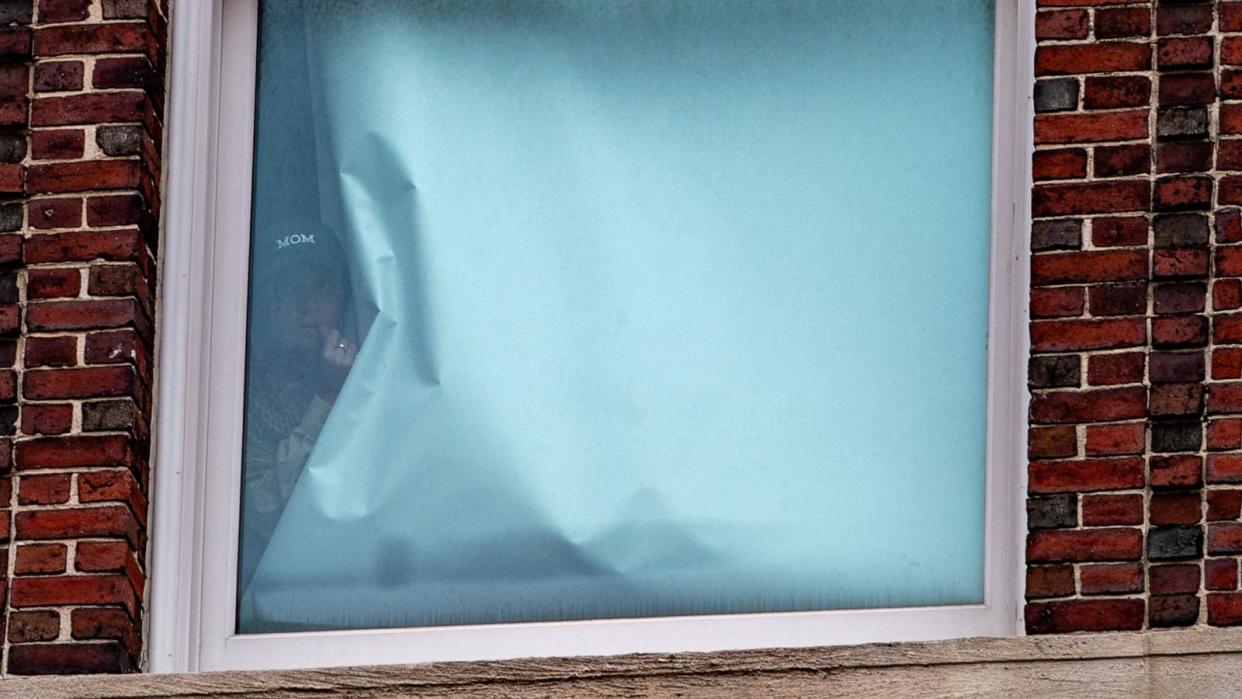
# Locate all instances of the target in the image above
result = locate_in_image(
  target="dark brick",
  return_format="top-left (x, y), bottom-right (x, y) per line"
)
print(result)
top-left (1150, 594), bottom-right (1200, 628)
top-left (1032, 220), bottom-right (1081, 251)
top-left (1028, 494), bottom-right (1077, 531)
top-left (1035, 78), bottom-right (1078, 113)
top-left (1030, 355), bottom-right (1080, 389)
top-left (1148, 526), bottom-right (1204, 560)
top-left (1150, 353), bottom-right (1204, 384)
top-left (95, 124), bottom-right (142, 157)
top-left (1157, 107), bottom-right (1208, 140)
top-left (1154, 214), bottom-right (1209, 247)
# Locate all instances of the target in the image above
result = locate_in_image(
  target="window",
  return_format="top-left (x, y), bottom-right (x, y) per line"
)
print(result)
top-left (151, 0), bottom-right (1032, 672)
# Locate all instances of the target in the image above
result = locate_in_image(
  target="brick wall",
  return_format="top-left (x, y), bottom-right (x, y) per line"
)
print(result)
top-left (1025, 0), bottom-right (1242, 634)
top-left (0, 0), bottom-right (165, 675)
top-left (10, 0), bottom-right (1242, 679)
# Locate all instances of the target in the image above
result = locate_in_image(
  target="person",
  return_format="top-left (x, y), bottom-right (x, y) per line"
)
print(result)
top-left (239, 219), bottom-right (357, 591)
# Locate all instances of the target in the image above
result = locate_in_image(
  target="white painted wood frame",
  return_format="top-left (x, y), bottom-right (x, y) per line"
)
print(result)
top-left (149, 0), bottom-right (1035, 673)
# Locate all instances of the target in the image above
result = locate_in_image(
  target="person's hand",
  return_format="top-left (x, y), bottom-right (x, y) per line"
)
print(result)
top-left (316, 327), bottom-right (356, 400)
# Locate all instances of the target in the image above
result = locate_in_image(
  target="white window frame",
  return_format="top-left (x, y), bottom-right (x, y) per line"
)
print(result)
top-left (149, 0), bottom-right (1034, 673)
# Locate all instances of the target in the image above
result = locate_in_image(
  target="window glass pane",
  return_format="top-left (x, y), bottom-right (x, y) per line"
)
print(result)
top-left (239, 0), bottom-right (996, 633)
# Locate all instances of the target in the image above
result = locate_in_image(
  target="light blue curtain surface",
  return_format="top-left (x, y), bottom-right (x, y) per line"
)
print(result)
top-left (239, 0), bottom-right (995, 633)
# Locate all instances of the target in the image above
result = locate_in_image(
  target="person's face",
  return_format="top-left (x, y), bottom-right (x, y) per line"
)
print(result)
top-left (272, 264), bottom-right (345, 352)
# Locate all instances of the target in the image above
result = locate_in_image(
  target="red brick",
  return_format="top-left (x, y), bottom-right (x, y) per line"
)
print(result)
top-left (1080, 563), bottom-right (1142, 595)
top-left (1224, 105), bottom-right (1242, 136)
top-left (30, 128), bottom-right (84, 160)
top-left (1217, 281), bottom-right (1242, 312)
top-left (1209, 592), bottom-right (1242, 626)
top-left (1154, 176), bottom-right (1211, 211)
top-left (1222, 142), bottom-right (1242, 175)
top-left (1208, 559), bottom-right (1239, 592)
top-left (1036, 43), bottom-right (1150, 76)
top-left (0, 163), bottom-right (25, 193)
top-left (1150, 563), bottom-right (1201, 595)
top-left (93, 56), bottom-right (150, 90)
top-left (1036, 9), bottom-right (1088, 40)
top-left (85, 329), bottom-right (140, 367)
top-left (0, 27), bottom-right (31, 59)
top-left (1209, 490), bottom-right (1242, 521)
top-left (32, 92), bottom-right (145, 128)
top-left (1029, 457), bottom-right (1144, 494)
top-left (26, 299), bottom-right (140, 332)
top-left (1081, 493), bottom-right (1144, 526)
top-left (1150, 492), bottom-right (1202, 526)
top-left (1083, 76), bottom-right (1150, 110)
top-left (32, 59), bottom-right (83, 92)
top-left (25, 229), bottom-right (142, 264)
top-left (1158, 142), bottom-right (1212, 174)
top-left (1028, 528), bottom-right (1141, 563)
top-left (1152, 315), bottom-right (1207, 347)
top-left (1084, 423), bottom-right (1144, 457)
top-left (1208, 419), bottom-right (1242, 452)
top-left (1093, 144), bottom-right (1150, 178)
top-left (21, 403), bottom-right (72, 436)
top-left (1156, 283), bottom-right (1206, 315)
top-left (78, 469), bottom-right (146, 519)
top-left (1034, 111), bottom-right (1148, 145)
top-left (24, 335), bottom-right (76, 368)
top-left (1026, 565), bottom-right (1075, 599)
top-left (1151, 455), bottom-right (1203, 489)
top-left (1161, 73), bottom-right (1217, 107)
top-left (1031, 318), bottom-right (1145, 352)
top-left (1030, 425), bottom-right (1078, 460)
top-left (1210, 455), bottom-right (1242, 484)
top-left (15, 506), bottom-right (137, 547)
top-left (1154, 248), bottom-right (1209, 279)
top-left (1226, 2), bottom-right (1242, 32)
top-left (1095, 7), bottom-right (1150, 39)
top-left (1031, 286), bottom-right (1084, 318)
top-left (26, 196), bottom-right (80, 230)
top-left (27, 267), bottom-right (81, 299)
top-left (8, 573), bottom-right (137, 618)
top-left (33, 23), bottom-right (151, 57)
top-left (1218, 246), bottom-right (1242, 276)
top-left (1026, 599), bottom-right (1144, 634)
top-left (14, 434), bottom-right (130, 470)
top-left (1222, 178), bottom-right (1242, 207)
top-left (14, 543), bottom-right (66, 576)
top-left (23, 366), bottom-right (133, 400)
top-left (1031, 250), bottom-right (1147, 285)
top-left (38, 0), bottom-right (91, 22)
top-left (1218, 314), bottom-right (1242, 344)
top-left (1088, 283), bottom-right (1145, 317)
top-left (87, 194), bottom-right (144, 228)
top-left (72, 607), bottom-right (141, 660)
top-left (1210, 522), bottom-right (1242, 555)
top-left (1211, 382), bottom-right (1242, 414)
top-left (1158, 37), bottom-right (1213, 69)
top-left (1092, 216), bottom-right (1146, 248)
top-left (1163, 4), bottom-right (1214, 35)
top-left (17, 473), bottom-right (70, 505)
top-left (1030, 387), bottom-right (1146, 424)
top-left (26, 160), bottom-right (142, 195)
top-left (1226, 71), bottom-right (1242, 101)
top-left (75, 540), bottom-right (130, 573)
top-left (1087, 352), bottom-right (1144, 386)
top-left (1215, 349), bottom-right (1242, 380)
top-left (7, 642), bottom-right (133, 675)
top-left (1033, 148), bottom-right (1087, 181)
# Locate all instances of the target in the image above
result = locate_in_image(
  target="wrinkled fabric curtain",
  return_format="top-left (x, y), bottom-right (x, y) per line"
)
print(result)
top-left (240, 0), bottom-right (996, 633)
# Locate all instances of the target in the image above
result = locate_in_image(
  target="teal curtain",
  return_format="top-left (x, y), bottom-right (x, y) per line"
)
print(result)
top-left (240, 0), bottom-right (996, 633)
